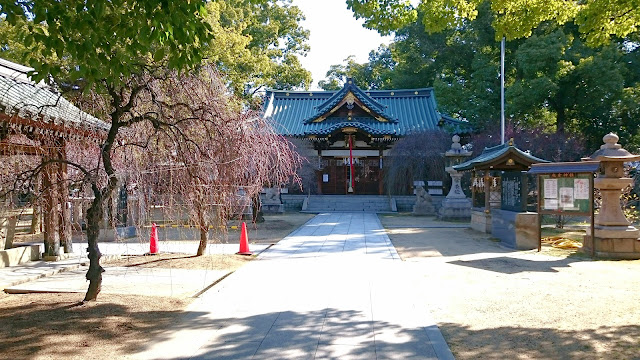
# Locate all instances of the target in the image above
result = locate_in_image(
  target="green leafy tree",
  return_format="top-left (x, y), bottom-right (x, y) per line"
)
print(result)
top-left (347, 0), bottom-right (640, 46)
top-left (318, 48), bottom-right (394, 90)
top-left (326, 3), bottom-right (640, 150)
top-left (0, 0), bottom-right (212, 88)
top-left (209, 0), bottom-right (312, 97)
top-left (0, 0), bottom-right (312, 100)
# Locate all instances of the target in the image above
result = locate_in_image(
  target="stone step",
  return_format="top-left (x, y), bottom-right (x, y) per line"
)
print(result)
top-left (303, 195), bottom-right (394, 213)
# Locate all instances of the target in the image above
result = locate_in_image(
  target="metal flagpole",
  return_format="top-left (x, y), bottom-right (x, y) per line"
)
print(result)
top-left (501, 36), bottom-right (505, 145)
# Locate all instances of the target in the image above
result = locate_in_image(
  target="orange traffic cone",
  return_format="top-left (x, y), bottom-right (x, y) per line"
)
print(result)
top-left (236, 222), bottom-right (252, 255)
top-left (149, 223), bottom-right (159, 254)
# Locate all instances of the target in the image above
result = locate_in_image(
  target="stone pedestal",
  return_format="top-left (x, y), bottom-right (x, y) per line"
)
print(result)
top-left (262, 187), bottom-right (284, 214)
top-left (515, 212), bottom-right (539, 250)
top-left (583, 235), bottom-right (640, 259)
top-left (438, 135), bottom-right (472, 220)
top-left (582, 133), bottom-right (640, 259)
top-left (413, 186), bottom-right (435, 215)
top-left (491, 210), bottom-right (537, 250)
top-left (438, 198), bottom-right (472, 220)
top-left (471, 209), bottom-right (491, 233)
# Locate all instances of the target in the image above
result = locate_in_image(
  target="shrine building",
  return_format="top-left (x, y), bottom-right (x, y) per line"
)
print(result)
top-left (262, 78), bottom-right (469, 195)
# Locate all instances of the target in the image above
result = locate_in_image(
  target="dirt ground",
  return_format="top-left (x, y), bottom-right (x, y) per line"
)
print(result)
top-left (11, 212), bottom-right (315, 245)
top-left (0, 212), bottom-right (313, 360)
top-left (379, 213), bottom-right (640, 360)
top-left (103, 253), bottom-right (255, 270)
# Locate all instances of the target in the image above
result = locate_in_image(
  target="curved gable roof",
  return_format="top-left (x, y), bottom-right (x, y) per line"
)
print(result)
top-left (453, 140), bottom-right (548, 171)
top-left (304, 78), bottom-right (396, 124)
top-left (263, 79), bottom-right (471, 137)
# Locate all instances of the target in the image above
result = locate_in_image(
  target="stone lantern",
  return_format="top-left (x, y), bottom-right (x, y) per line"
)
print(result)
top-left (438, 135), bottom-right (473, 220)
top-left (584, 133), bottom-right (640, 258)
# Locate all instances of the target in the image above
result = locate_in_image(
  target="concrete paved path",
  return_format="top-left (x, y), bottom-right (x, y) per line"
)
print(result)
top-left (135, 213), bottom-right (454, 360)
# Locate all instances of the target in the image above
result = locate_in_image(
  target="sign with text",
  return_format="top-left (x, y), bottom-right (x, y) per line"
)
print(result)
top-left (501, 171), bottom-right (525, 212)
top-left (539, 173), bottom-right (591, 213)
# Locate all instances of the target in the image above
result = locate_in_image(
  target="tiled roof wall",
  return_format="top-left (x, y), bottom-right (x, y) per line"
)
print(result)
top-left (264, 88), bottom-right (446, 137)
top-left (0, 58), bottom-right (109, 134)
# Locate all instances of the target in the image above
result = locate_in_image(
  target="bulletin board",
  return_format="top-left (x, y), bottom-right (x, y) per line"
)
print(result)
top-left (528, 161), bottom-right (599, 255)
top-left (538, 173), bottom-right (591, 215)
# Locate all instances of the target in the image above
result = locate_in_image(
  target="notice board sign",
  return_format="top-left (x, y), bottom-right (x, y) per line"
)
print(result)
top-left (539, 173), bottom-right (591, 213)
top-left (528, 161), bottom-right (598, 254)
top-left (501, 171), bottom-right (525, 212)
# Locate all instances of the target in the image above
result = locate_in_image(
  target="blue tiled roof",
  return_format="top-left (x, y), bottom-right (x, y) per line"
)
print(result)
top-left (453, 142), bottom-right (548, 171)
top-left (304, 78), bottom-right (395, 123)
top-left (263, 79), bottom-right (471, 137)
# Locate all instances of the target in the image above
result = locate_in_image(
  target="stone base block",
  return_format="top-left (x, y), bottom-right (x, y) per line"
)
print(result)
top-left (438, 198), bottom-right (471, 221)
top-left (413, 204), bottom-right (436, 216)
top-left (471, 210), bottom-right (491, 233)
top-left (0, 244), bottom-right (42, 267)
top-left (491, 209), bottom-right (517, 249)
top-left (515, 212), bottom-right (539, 250)
top-left (42, 252), bottom-right (75, 262)
top-left (262, 203), bottom-right (284, 214)
top-left (594, 225), bottom-right (640, 239)
top-left (583, 235), bottom-right (640, 259)
top-left (492, 209), bottom-right (537, 250)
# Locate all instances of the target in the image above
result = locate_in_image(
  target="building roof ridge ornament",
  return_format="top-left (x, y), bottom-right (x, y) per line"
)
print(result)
top-left (302, 77), bottom-right (397, 124)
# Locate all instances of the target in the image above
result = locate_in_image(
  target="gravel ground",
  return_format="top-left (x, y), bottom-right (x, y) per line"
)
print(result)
top-left (379, 214), bottom-right (640, 360)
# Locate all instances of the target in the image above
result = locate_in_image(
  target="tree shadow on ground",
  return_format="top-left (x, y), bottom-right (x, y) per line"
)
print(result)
top-left (188, 308), bottom-right (441, 360)
top-left (439, 322), bottom-right (640, 360)
top-left (0, 294), bottom-right (205, 360)
top-left (0, 298), bottom-right (442, 360)
top-left (448, 255), bottom-right (579, 274)
top-left (388, 227), bottom-right (517, 258)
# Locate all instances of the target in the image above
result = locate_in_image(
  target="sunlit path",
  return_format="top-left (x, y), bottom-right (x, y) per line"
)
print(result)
top-left (134, 213), bottom-right (453, 360)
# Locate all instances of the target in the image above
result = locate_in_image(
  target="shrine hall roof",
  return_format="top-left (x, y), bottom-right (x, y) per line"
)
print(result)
top-left (263, 78), bottom-right (470, 137)
top-left (453, 140), bottom-right (549, 171)
top-left (0, 57), bottom-right (109, 138)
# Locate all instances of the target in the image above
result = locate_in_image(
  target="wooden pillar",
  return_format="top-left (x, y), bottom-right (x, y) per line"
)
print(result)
top-left (484, 171), bottom-right (490, 212)
top-left (471, 170), bottom-right (476, 207)
top-left (29, 174), bottom-right (41, 234)
top-left (378, 150), bottom-right (384, 195)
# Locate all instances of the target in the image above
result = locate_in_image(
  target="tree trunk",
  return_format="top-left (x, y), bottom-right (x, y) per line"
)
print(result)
top-left (197, 226), bottom-right (207, 256)
top-left (556, 106), bottom-right (566, 135)
top-left (196, 207), bottom-right (207, 256)
top-left (83, 197), bottom-right (104, 302)
top-left (30, 176), bottom-right (41, 235)
top-left (251, 195), bottom-right (264, 223)
top-left (56, 151), bottom-right (73, 253)
top-left (30, 204), bottom-right (41, 234)
top-left (42, 159), bottom-right (60, 257)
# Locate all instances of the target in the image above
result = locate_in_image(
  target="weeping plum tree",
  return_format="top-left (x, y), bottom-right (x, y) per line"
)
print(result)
top-left (129, 67), bottom-right (301, 256)
top-left (0, 1), bottom-right (303, 302)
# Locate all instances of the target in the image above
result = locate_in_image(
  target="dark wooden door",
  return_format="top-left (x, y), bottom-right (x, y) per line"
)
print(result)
top-left (320, 158), bottom-right (381, 195)
top-left (321, 159), bottom-right (348, 194)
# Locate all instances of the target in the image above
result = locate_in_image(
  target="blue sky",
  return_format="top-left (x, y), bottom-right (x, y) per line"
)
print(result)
top-left (291, 0), bottom-right (392, 89)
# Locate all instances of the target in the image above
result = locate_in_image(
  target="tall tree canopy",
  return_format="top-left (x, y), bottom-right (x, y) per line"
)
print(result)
top-left (205, 0), bottom-right (311, 97)
top-left (347, 0), bottom-right (640, 46)
top-left (0, 0), bottom-right (212, 88)
top-left (0, 0), bottom-right (312, 98)
top-left (326, 3), bottom-right (640, 152)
